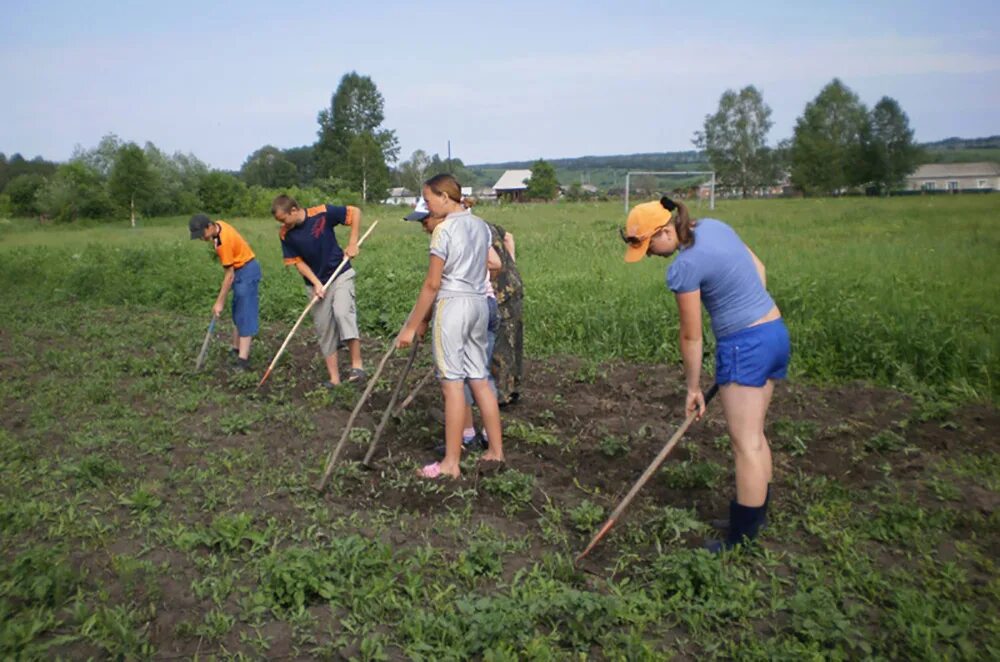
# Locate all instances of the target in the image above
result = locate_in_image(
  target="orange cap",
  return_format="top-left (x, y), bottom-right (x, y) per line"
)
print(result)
top-left (623, 201), bottom-right (673, 262)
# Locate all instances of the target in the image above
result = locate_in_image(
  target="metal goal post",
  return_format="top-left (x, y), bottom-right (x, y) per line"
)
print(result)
top-left (624, 171), bottom-right (716, 213)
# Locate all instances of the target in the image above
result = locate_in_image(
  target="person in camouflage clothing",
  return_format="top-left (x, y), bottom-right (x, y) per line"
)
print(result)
top-left (486, 222), bottom-right (523, 406)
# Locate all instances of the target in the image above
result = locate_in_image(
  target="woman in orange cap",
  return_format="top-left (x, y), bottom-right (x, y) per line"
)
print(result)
top-left (622, 196), bottom-right (790, 552)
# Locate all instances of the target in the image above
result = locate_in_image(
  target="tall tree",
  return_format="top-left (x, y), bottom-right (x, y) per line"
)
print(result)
top-left (694, 85), bottom-right (776, 198)
top-left (282, 145), bottom-right (317, 185)
top-left (72, 133), bottom-right (123, 178)
top-left (37, 162), bottom-right (113, 222)
top-left (240, 145), bottom-right (298, 188)
top-left (315, 72), bottom-right (399, 182)
top-left (109, 142), bottom-right (158, 227)
top-left (790, 78), bottom-right (869, 196)
top-left (862, 97), bottom-right (923, 194)
top-left (344, 133), bottom-right (390, 202)
top-left (525, 159), bottom-right (559, 200)
top-left (143, 143), bottom-right (208, 215)
top-left (398, 149), bottom-right (432, 192)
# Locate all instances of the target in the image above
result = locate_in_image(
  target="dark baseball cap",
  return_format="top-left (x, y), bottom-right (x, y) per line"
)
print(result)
top-left (403, 199), bottom-right (429, 222)
top-left (189, 214), bottom-right (212, 239)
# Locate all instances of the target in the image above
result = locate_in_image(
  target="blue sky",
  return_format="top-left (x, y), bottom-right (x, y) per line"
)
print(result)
top-left (2, 0), bottom-right (998, 170)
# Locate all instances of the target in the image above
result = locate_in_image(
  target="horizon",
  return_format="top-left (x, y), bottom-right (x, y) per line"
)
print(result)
top-left (2, 1), bottom-right (998, 170)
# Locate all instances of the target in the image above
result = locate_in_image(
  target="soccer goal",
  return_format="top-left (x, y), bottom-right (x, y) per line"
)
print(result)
top-left (624, 171), bottom-right (716, 213)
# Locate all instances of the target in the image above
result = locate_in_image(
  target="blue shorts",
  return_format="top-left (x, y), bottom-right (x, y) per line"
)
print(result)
top-left (232, 258), bottom-right (261, 337)
top-left (715, 318), bottom-right (790, 387)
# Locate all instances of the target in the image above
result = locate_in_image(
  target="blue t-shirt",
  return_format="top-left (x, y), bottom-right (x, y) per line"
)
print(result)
top-left (279, 204), bottom-right (356, 285)
top-left (666, 219), bottom-right (775, 339)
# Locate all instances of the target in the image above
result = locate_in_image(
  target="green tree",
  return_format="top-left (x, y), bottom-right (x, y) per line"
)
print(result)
top-left (143, 143), bottom-right (207, 215)
top-left (525, 159), bottom-right (559, 200)
top-left (283, 145), bottom-right (317, 185)
top-left (694, 85), bottom-right (776, 198)
top-left (240, 145), bottom-right (299, 188)
top-left (37, 162), bottom-right (113, 222)
top-left (398, 149), bottom-right (432, 193)
top-left (790, 79), bottom-right (869, 196)
top-left (344, 132), bottom-right (390, 202)
top-left (109, 143), bottom-right (158, 227)
top-left (862, 97), bottom-right (923, 194)
top-left (5, 173), bottom-right (47, 216)
top-left (316, 72), bottom-right (399, 181)
top-left (198, 171), bottom-right (246, 214)
top-left (0, 153), bottom-right (57, 192)
top-left (72, 133), bottom-right (123, 178)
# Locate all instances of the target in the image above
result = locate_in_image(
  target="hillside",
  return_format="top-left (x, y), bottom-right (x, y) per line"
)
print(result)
top-left (465, 137), bottom-right (1000, 189)
top-left (465, 151), bottom-right (709, 190)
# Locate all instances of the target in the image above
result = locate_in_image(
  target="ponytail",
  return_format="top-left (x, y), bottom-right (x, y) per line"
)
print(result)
top-left (661, 196), bottom-right (695, 248)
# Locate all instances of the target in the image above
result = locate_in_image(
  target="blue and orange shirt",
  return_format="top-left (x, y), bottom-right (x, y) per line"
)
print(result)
top-left (213, 221), bottom-right (255, 269)
top-left (279, 204), bottom-right (358, 284)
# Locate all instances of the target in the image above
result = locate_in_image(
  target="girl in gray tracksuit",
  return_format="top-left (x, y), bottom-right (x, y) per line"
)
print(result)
top-left (396, 174), bottom-right (505, 480)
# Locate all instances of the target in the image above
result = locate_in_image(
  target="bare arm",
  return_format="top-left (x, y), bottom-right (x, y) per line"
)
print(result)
top-left (487, 246), bottom-right (502, 278)
top-left (503, 232), bottom-right (515, 262)
top-left (675, 290), bottom-right (706, 418)
top-left (746, 245), bottom-right (766, 288)
top-left (397, 255), bottom-right (444, 347)
top-left (344, 206), bottom-right (361, 257)
top-left (212, 266), bottom-right (235, 316)
top-left (294, 261), bottom-right (326, 299)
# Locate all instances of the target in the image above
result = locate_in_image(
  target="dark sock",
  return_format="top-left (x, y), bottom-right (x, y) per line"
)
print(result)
top-left (726, 500), bottom-right (767, 547)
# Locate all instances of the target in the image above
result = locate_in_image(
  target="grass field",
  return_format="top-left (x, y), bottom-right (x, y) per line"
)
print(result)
top-left (2, 195), bottom-right (997, 401)
top-left (1, 196), bottom-right (998, 658)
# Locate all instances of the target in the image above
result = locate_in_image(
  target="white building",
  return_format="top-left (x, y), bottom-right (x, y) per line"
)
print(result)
top-left (492, 169), bottom-right (532, 202)
top-left (905, 162), bottom-right (1000, 192)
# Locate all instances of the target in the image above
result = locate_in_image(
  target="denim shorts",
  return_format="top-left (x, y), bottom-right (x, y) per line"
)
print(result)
top-left (715, 318), bottom-right (790, 387)
top-left (232, 259), bottom-right (261, 337)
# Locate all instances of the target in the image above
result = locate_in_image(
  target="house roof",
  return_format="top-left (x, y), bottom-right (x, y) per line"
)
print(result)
top-left (493, 169), bottom-right (532, 191)
top-left (909, 162), bottom-right (1000, 179)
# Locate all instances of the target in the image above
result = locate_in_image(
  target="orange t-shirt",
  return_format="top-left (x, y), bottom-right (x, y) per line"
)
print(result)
top-left (214, 221), bottom-right (255, 269)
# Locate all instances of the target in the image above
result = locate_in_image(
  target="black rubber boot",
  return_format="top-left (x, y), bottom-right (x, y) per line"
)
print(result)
top-left (710, 485), bottom-right (771, 532)
top-left (705, 499), bottom-right (767, 553)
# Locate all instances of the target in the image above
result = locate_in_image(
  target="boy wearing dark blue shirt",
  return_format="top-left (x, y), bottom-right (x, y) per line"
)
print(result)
top-left (271, 194), bottom-right (365, 386)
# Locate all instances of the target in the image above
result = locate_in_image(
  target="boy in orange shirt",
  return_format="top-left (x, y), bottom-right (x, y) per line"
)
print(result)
top-left (189, 214), bottom-right (263, 371)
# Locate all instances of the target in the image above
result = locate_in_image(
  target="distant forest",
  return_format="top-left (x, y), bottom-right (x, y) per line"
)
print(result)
top-left (462, 136), bottom-right (1000, 190)
top-left (2, 136), bottom-right (997, 208)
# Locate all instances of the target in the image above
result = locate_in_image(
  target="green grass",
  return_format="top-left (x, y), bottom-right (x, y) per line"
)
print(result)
top-left (0, 196), bottom-right (998, 657)
top-left (0, 297), bottom-right (997, 658)
top-left (1, 195), bottom-right (997, 401)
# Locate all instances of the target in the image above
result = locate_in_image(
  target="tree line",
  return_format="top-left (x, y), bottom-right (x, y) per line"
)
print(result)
top-left (696, 78), bottom-right (924, 197)
top-left (0, 71), bottom-right (404, 222)
top-left (0, 72), bottom-right (975, 220)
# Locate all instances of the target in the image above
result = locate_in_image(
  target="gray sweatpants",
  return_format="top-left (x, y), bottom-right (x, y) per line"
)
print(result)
top-left (307, 269), bottom-right (359, 357)
top-left (432, 295), bottom-right (489, 381)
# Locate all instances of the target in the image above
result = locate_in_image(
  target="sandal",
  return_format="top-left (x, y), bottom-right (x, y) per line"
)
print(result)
top-left (346, 368), bottom-right (367, 384)
top-left (417, 462), bottom-right (443, 479)
top-left (417, 461), bottom-right (460, 480)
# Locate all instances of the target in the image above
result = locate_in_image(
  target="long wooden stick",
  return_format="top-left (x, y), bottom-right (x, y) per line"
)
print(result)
top-left (315, 343), bottom-right (396, 492)
top-left (194, 314), bottom-right (218, 371)
top-left (575, 383), bottom-right (720, 565)
top-left (258, 220), bottom-right (379, 387)
top-left (392, 366), bottom-right (435, 416)
top-left (362, 338), bottom-right (422, 466)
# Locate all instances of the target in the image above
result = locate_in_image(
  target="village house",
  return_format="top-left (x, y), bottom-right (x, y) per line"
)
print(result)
top-left (905, 162), bottom-right (1000, 192)
top-left (492, 169), bottom-right (532, 202)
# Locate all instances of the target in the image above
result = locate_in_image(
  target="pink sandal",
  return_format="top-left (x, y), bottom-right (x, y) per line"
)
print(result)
top-left (417, 462), bottom-right (444, 479)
